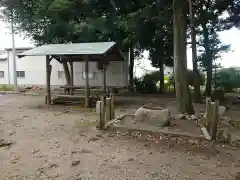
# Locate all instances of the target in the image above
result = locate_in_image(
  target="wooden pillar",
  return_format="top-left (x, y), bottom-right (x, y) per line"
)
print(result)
top-left (46, 55), bottom-right (51, 104)
top-left (110, 92), bottom-right (115, 119)
top-left (99, 96), bottom-right (106, 129)
top-left (106, 97), bottom-right (111, 122)
top-left (70, 61), bottom-right (74, 95)
top-left (70, 61), bottom-right (74, 86)
top-left (206, 97), bottom-right (213, 133)
top-left (84, 55), bottom-right (90, 108)
top-left (103, 63), bottom-right (107, 95)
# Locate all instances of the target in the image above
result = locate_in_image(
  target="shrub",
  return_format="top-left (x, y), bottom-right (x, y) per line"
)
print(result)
top-left (167, 70), bottom-right (205, 87)
top-left (214, 67), bottom-right (240, 92)
top-left (0, 84), bottom-right (14, 91)
top-left (134, 71), bottom-right (159, 94)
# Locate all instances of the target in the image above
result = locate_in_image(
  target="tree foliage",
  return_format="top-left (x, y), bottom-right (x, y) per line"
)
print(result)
top-left (214, 67), bottom-right (240, 92)
top-left (168, 69), bottom-right (205, 87)
top-left (1, 0), bottom-right (239, 113)
top-left (134, 71), bottom-right (159, 94)
top-left (192, 0), bottom-right (235, 96)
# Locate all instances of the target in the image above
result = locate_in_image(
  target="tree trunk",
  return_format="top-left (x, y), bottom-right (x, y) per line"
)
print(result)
top-left (202, 24), bottom-right (212, 97)
top-left (173, 0), bottom-right (194, 114)
top-left (129, 47), bottom-right (134, 91)
top-left (188, 0), bottom-right (202, 103)
top-left (159, 60), bottom-right (165, 93)
top-left (62, 61), bottom-right (71, 85)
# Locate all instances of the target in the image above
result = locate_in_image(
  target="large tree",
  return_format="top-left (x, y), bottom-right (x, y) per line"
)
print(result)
top-left (193, 0), bottom-right (236, 96)
top-left (129, 0), bottom-right (174, 93)
top-left (173, 0), bottom-right (194, 113)
top-left (188, 0), bottom-right (202, 103)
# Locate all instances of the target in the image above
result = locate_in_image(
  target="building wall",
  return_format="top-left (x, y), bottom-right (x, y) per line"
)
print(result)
top-left (73, 61), bottom-right (128, 87)
top-left (164, 65), bottom-right (173, 75)
top-left (8, 50), bottom-right (65, 86)
top-left (0, 59), bottom-right (9, 84)
top-left (4, 49), bottom-right (128, 87)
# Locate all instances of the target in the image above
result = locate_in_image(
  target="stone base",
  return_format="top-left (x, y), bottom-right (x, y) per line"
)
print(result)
top-left (134, 106), bottom-right (171, 127)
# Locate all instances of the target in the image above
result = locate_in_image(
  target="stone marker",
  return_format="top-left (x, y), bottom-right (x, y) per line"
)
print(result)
top-left (134, 106), bottom-right (171, 127)
top-left (96, 101), bottom-right (101, 114)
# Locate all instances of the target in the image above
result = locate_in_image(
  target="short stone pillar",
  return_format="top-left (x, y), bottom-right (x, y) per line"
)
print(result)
top-left (96, 101), bottom-right (101, 114)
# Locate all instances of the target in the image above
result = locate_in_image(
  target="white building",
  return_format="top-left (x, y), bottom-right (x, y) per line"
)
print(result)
top-left (164, 65), bottom-right (173, 76)
top-left (0, 47), bottom-right (129, 87)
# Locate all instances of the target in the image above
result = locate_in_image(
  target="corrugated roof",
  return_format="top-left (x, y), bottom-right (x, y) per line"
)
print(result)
top-left (5, 47), bottom-right (33, 51)
top-left (18, 42), bottom-right (116, 58)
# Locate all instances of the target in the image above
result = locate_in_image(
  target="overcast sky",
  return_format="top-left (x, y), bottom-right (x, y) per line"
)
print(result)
top-left (0, 19), bottom-right (239, 76)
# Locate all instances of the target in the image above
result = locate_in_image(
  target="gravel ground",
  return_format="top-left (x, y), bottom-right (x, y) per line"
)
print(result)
top-left (0, 94), bottom-right (239, 180)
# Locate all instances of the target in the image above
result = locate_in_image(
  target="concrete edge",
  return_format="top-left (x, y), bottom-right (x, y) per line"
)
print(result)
top-left (0, 91), bottom-right (22, 94)
top-left (106, 125), bottom-right (207, 141)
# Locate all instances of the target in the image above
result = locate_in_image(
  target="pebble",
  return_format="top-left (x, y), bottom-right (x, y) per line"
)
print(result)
top-left (8, 131), bottom-right (16, 136)
top-left (11, 155), bottom-right (20, 164)
top-left (21, 115), bottom-right (29, 118)
top-left (108, 133), bottom-right (115, 137)
top-left (78, 148), bottom-right (92, 154)
top-left (127, 157), bottom-right (134, 161)
top-left (188, 140), bottom-right (195, 144)
top-left (88, 136), bottom-right (100, 142)
top-left (0, 139), bottom-right (13, 147)
top-left (48, 163), bottom-right (58, 168)
top-left (71, 160), bottom-right (80, 166)
top-left (31, 148), bottom-right (40, 154)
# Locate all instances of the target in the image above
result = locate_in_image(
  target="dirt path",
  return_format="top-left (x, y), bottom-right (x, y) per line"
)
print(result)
top-left (0, 94), bottom-right (239, 180)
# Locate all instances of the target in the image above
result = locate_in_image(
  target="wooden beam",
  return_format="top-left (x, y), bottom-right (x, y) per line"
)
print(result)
top-left (110, 92), bottom-right (115, 119)
top-left (52, 55), bottom-right (62, 63)
top-left (100, 96), bottom-right (105, 129)
top-left (70, 61), bottom-right (74, 95)
top-left (63, 54), bottom-right (124, 62)
top-left (70, 61), bottom-right (74, 85)
top-left (103, 63), bottom-right (107, 94)
top-left (106, 97), bottom-right (111, 122)
top-left (49, 56), bottom-right (54, 61)
top-left (46, 55), bottom-right (51, 104)
top-left (84, 55), bottom-right (90, 108)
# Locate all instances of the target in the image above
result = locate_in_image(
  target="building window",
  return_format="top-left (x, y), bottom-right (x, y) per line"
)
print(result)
top-left (17, 71), bottom-right (25, 78)
top-left (58, 71), bottom-right (65, 79)
top-left (0, 71), bottom-right (4, 78)
top-left (82, 72), bottom-right (95, 80)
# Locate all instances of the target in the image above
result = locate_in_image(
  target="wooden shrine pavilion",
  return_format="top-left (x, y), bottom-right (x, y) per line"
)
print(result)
top-left (18, 42), bottom-right (126, 107)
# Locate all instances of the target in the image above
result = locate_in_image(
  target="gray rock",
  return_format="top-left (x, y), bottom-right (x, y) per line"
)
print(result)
top-left (218, 128), bottom-right (240, 146)
top-left (134, 107), bottom-right (171, 127)
top-left (218, 128), bottom-right (229, 142)
top-left (228, 132), bottom-right (240, 146)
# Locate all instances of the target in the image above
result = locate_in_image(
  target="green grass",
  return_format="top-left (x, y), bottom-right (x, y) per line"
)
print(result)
top-left (0, 84), bottom-right (14, 91)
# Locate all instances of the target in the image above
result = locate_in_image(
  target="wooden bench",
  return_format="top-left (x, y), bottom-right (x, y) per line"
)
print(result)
top-left (59, 85), bottom-right (114, 95)
top-left (44, 93), bottom-right (107, 105)
top-left (60, 86), bottom-right (84, 95)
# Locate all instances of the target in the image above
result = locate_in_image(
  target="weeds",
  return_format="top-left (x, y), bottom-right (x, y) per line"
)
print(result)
top-left (0, 84), bottom-right (14, 91)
